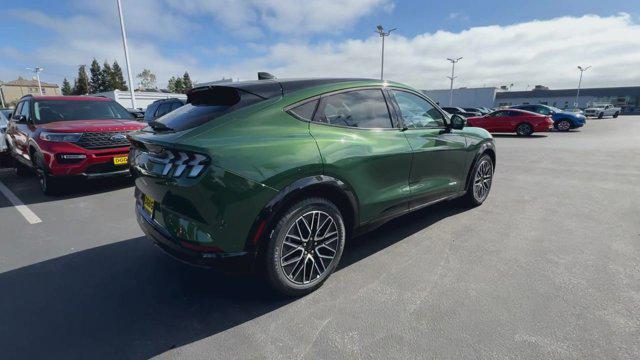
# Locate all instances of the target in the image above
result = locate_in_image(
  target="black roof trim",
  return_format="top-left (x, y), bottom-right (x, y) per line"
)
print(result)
top-left (190, 78), bottom-right (376, 100)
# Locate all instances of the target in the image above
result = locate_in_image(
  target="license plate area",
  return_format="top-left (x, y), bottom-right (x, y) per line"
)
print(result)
top-left (113, 156), bottom-right (128, 165)
top-left (142, 194), bottom-right (155, 217)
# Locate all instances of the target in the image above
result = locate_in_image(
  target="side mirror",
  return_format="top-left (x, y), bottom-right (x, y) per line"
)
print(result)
top-left (12, 114), bottom-right (26, 122)
top-left (134, 112), bottom-right (144, 119)
top-left (450, 114), bottom-right (466, 130)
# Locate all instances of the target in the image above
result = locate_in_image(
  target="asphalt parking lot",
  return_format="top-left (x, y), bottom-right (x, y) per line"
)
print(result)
top-left (1, 116), bottom-right (639, 359)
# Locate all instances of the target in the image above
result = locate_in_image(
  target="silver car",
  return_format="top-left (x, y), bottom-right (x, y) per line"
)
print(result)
top-left (0, 110), bottom-right (9, 152)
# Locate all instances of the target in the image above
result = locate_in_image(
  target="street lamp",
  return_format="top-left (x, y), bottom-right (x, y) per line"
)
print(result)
top-left (375, 25), bottom-right (396, 81)
top-left (26, 66), bottom-right (44, 95)
top-left (575, 65), bottom-right (591, 109)
top-left (116, 0), bottom-right (137, 108)
top-left (446, 57), bottom-right (462, 106)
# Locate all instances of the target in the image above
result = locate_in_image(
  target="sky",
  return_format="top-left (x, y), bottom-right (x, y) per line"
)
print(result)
top-left (1, 0), bottom-right (640, 91)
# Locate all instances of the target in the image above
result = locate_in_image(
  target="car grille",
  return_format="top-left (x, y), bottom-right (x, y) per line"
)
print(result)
top-left (77, 131), bottom-right (130, 149)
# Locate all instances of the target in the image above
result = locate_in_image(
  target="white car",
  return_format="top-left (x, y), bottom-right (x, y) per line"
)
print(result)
top-left (584, 103), bottom-right (621, 118)
top-left (0, 110), bottom-right (8, 153)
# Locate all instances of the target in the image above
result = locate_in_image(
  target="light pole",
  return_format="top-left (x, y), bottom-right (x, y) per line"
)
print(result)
top-left (575, 65), bottom-right (591, 109)
top-left (27, 66), bottom-right (44, 95)
top-left (116, 0), bottom-right (137, 108)
top-left (375, 25), bottom-right (396, 81)
top-left (446, 57), bottom-right (462, 106)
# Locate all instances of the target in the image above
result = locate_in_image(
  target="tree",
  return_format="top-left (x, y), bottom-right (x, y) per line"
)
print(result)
top-left (73, 65), bottom-right (90, 95)
top-left (136, 68), bottom-right (157, 90)
top-left (61, 78), bottom-right (72, 95)
top-left (101, 61), bottom-right (114, 91)
top-left (111, 61), bottom-right (127, 91)
top-left (89, 58), bottom-right (102, 93)
top-left (181, 71), bottom-right (193, 93)
top-left (167, 76), bottom-right (184, 93)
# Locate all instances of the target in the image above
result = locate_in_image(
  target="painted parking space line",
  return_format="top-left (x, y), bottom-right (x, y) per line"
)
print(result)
top-left (0, 180), bottom-right (42, 224)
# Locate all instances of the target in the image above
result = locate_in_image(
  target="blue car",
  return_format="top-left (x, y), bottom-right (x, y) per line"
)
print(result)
top-left (511, 104), bottom-right (586, 132)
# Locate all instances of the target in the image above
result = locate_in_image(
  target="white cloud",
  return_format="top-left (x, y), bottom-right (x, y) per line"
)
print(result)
top-left (217, 13), bottom-right (640, 90)
top-left (4, 6), bottom-right (640, 93)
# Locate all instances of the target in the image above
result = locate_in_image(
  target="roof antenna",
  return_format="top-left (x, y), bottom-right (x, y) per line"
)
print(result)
top-left (258, 72), bottom-right (276, 80)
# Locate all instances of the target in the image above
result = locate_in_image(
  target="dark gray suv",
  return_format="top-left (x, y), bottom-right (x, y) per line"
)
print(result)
top-left (143, 98), bottom-right (185, 123)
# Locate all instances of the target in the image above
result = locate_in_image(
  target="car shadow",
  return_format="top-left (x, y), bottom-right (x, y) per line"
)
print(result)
top-left (492, 134), bottom-right (547, 138)
top-left (0, 201), bottom-right (466, 359)
top-left (0, 168), bottom-right (133, 208)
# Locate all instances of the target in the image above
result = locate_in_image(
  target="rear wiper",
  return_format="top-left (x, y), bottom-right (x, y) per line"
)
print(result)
top-left (149, 120), bottom-right (174, 132)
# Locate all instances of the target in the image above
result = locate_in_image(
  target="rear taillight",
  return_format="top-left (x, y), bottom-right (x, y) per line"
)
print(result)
top-left (132, 146), bottom-right (210, 178)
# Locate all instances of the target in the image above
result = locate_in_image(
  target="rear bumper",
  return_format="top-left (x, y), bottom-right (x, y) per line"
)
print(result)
top-left (136, 202), bottom-right (254, 272)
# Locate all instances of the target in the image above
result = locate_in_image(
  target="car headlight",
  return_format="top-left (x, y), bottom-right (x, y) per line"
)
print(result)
top-left (39, 132), bottom-right (82, 142)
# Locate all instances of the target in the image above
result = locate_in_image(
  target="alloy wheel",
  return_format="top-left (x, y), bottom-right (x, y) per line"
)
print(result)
top-left (557, 120), bottom-right (571, 131)
top-left (473, 159), bottom-right (493, 202)
top-left (280, 210), bottom-right (338, 285)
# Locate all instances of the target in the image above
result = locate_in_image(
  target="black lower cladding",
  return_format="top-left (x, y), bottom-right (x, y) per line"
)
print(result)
top-left (85, 161), bottom-right (129, 174)
top-left (136, 204), bottom-right (254, 272)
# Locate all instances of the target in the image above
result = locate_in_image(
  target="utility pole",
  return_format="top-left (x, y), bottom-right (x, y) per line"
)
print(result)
top-left (27, 66), bottom-right (44, 95)
top-left (575, 65), bottom-right (591, 109)
top-left (446, 57), bottom-right (462, 106)
top-left (116, 0), bottom-right (137, 108)
top-left (375, 25), bottom-right (396, 81)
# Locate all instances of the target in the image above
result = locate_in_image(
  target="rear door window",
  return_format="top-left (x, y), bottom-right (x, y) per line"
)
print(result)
top-left (316, 89), bottom-right (393, 129)
top-left (287, 99), bottom-right (318, 121)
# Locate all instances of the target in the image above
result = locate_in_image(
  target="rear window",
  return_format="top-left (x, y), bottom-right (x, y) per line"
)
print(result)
top-left (151, 87), bottom-right (264, 132)
top-left (33, 100), bottom-right (133, 123)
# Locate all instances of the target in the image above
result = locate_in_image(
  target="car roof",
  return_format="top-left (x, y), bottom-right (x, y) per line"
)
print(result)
top-left (505, 108), bottom-right (543, 116)
top-left (191, 78), bottom-right (382, 100)
top-left (20, 95), bottom-right (112, 102)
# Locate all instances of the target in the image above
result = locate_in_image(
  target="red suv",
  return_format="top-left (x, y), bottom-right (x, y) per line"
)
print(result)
top-left (5, 95), bottom-right (145, 194)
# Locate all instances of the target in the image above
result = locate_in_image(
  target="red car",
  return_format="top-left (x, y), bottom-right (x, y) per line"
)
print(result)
top-left (466, 109), bottom-right (553, 136)
top-left (5, 95), bottom-right (145, 194)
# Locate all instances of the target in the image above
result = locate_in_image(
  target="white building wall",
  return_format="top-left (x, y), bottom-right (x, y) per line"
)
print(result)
top-left (95, 90), bottom-right (187, 110)
top-left (422, 87), bottom-right (498, 108)
top-left (494, 95), bottom-right (600, 109)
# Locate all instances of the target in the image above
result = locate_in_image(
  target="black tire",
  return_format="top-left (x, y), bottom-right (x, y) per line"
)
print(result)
top-left (15, 162), bottom-right (30, 177)
top-left (613, 112), bottom-right (619, 118)
top-left (598, 112), bottom-right (604, 119)
top-left (265, 197), bottom-right (346, 296)
top-left (555, 119), bottom-right (571, 132)
top-left (516, 123), bottom-right (533, 136)
top-left (462, 154), bottom-right (494, 207)
top-left (33, 151), bottom-right (60, 195)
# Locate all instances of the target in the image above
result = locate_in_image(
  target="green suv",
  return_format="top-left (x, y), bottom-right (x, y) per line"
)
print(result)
top-left (129, 78), bottom-right (495, 295)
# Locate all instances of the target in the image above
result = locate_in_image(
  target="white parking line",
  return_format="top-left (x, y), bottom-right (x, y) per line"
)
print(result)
top-left (0, 180), bottom-right (42, 224)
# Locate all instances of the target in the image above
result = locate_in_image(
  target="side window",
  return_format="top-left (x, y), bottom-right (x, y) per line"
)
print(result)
top-left (13, 102), bottom-right (23, 120)
top-left (154, 102), bottom-right (172, 117)
top-left (20, 100), bottom-right (31, 120)
top-left (170, 101), bottom-right (183, 111)
top-left (317, 89), bottom-right (392, 128)
top-left (537, 106), bottom-right (550, 115)
top-left (288, 99), bottom-right (318, 121)
top-left (508, 111), bottom-right (523, 117)
top-left (391, 90), bottom-right (445, 128)
top-left (492, 111), bottom-right (509, 117)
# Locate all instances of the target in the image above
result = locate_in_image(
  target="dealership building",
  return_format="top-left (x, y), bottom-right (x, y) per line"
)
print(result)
top-left (423, 85), bottom-right (640, 114)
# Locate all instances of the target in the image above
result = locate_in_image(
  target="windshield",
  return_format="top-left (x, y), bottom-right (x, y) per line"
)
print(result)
top-left (33, 100), bottom-right (133, 124)
top-left (548, 106), bottom-right (563, 113)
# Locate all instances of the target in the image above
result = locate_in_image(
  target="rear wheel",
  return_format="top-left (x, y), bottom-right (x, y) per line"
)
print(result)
top-left (598, 112), bottom-right (604, 119)
top-left (516, 123), bottom-right (533, 136)
top-left (462, 154), bottom-right (494, 207)
top-left (555, 119), bottom-right (571, 132)
top-left (265, 197), bottom-right (346, 296)
top-left (613, 112), bottom-right (619, 118)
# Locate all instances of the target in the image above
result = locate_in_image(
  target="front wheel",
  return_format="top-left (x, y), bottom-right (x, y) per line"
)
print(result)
top-left (555, 119), bottom-right (571, 132)
top-left (516, 123), bottom-right (533, 136)
top-left (265, 197), bottom-right (346, 296)
top-left (598, 112), bottom-right (604, 119)
top-left (33, 152), bottom-right (60, 195)
top-left (463, 154), bottom-right (494, 207)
